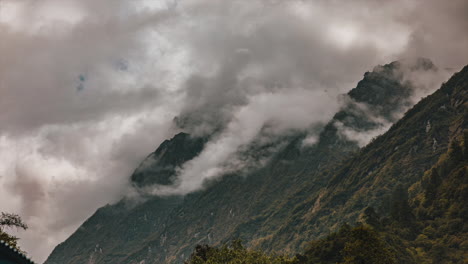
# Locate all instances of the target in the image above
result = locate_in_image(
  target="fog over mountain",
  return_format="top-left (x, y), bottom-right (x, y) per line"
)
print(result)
top-left (0, 0), bottom-right (467, 262)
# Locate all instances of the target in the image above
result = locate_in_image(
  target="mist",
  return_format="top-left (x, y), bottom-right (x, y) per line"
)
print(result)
top-left (0, 0), bottom-right (467, 262)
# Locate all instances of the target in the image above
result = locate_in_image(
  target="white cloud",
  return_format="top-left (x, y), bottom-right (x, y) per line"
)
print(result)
top-left (0, 0), bottom-right (466, 262)
top-left (146, 88), bottom-right (339, 196)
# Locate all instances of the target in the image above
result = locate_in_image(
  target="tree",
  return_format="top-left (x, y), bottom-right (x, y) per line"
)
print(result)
top-left (422, 169), bottom-right (441, 207)
top-left (360, 207), bottom-right (381, 229)
top-left (448, 139), bottom-right (463, 162)
top-left (185, 240), bottom-right (298, 264)
top-left (0, 212), bottom-right (28, 252)
top-left (340, 226), bottom-right (396, 264)
top-left (302, 224), bottom-right (397, 264)
top-left (463, 131), bottom-right (468, 159)
top-left (390, 184), bottom-right (413, 224)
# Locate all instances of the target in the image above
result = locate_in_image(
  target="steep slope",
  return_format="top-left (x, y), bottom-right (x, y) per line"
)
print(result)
top-left (185, 66), bottom-right (467, 264)
top-left (44, 59), bottom-right (445, 264)
top-left (261, 64), bottom-right (467, 259)
top-left (126, 59), bottom-right (441, 263)
top-left (131, 133), bottom-right (206, 187)
top-left (45, 133), bottom-right (206, 264)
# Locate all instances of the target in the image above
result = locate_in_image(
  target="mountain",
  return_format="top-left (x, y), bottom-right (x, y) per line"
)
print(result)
top-left (185, 64), bottom-right (468, 264)
top-left (263, 64), bottom-right (467, 263)
top-left (131, 132), bottom-right (207, 188)
top-left (44, 60), bottom-right (467, 264)
top-left (44, 133), bottom-right (207, 264)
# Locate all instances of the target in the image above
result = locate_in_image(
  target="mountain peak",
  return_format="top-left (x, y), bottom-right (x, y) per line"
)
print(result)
top-left (44, 62), bottom-right (467, 264)
top-left (349, 58), bottom-right (436, 106)
top-left (130, 132), bottom-right (206, 188)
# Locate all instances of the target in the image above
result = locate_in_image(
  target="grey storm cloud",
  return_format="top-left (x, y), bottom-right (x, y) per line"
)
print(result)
top-left (0, 0), bottom-right (467, 263)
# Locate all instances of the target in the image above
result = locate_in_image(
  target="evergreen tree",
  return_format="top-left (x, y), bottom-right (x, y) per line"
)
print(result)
top-left (423, 169), bottom-right (441, 207)
top-left (463, 131), bottom-right (468, 159)
top-left (341, 226), bottom-right (396, 264)
top-left (448, 139), bottom-right (463, 162)
top-left (390, 184), bottom-right (413, 224)
top-left (360, 207), bottom-right (381, 228)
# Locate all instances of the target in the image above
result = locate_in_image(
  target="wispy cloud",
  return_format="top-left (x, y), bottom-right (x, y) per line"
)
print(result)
top-left (0, 0), bottom-right (466, 262)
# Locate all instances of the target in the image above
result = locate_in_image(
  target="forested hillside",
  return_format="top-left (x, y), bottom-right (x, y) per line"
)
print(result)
top-left (187, 65), bottom-right (468, 263)
top-left (45, 63), bottom-right (467, 264)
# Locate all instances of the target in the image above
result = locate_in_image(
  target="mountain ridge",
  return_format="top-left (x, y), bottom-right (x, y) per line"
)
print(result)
top-left (44, 60), bottom-right (466, 264)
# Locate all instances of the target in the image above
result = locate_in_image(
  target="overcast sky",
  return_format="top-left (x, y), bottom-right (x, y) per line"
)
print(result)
top-left (0, 0), bottom-right (467, 262)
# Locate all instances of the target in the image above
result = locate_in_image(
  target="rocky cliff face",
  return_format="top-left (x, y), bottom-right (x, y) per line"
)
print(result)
top-left (131, 133), bottom-right (207, 188)
top-left (44, 60), bottom-right (465, 264)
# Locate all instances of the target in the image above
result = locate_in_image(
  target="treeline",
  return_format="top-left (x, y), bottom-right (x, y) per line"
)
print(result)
top-left (185, 224), bottom-right (396, 264)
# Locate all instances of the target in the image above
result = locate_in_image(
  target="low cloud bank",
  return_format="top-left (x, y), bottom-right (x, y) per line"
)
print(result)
top-left (0, 0), bottom-right (467, 262)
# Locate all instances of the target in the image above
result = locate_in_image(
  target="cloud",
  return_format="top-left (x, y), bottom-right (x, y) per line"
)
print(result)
top-left (399, 0), bottom-right (468, 68)
top-left (173, 0), bottom-right (405, 135)
top-left (333, 58), bottom-right (453, 147)
top-left (0, 1), bottom-right (181, 261)
top-left (0, 112), bottom-right (174, 262)
top-left (334, 120), bottom-right (392, 148)
top-left (0, 0), bottom-right (180, 134)
top-left (0, 0), bottom-right (466, 262)
top-left (146, 88), bottom-right (339, 196)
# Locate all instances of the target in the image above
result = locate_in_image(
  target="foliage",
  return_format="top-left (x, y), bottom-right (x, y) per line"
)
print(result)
top-left (299, 224), bottom-right (396, 264)
top-left (186, 225), bottom-right (398, 264)
top-left (406, 135), bottom-right (468, 263)
top-left (0, 212), bottom-right (28, 252)
top-left (185, 135), bottom-right (468, 264)
top-left (185, 240), bottom-right (298, 264)
top-left (44, 64), bottom-right (468, 264)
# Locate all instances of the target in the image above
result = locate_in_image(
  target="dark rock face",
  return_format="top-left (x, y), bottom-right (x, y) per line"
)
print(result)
top-left (45, 61), bottom-right (467, 264)
top-left (338, 58), bottom-right (438, 136)
top-left (131, 133), bottom-right (206, 187)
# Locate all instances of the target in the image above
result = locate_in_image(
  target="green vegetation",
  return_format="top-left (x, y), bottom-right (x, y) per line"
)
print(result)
top-left (44, 64), bottom-right (468, 264)
top-left (404, 134), bottom-right (468, 263)
top-left (186, 225), bottom-right (397, 264)
top-left (185, 240), bottom-right (298, 264)
top-left (187, 133), bottom-right (468, 264)
top-left (301, 224), bottom-right (396, 264)
top-left (0, 212), bottom-right (28, 252)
